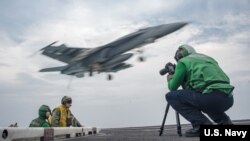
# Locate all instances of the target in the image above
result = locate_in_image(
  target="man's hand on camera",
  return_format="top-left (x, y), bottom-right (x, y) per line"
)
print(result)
top-left (167, 74), bottom-right (173, 81)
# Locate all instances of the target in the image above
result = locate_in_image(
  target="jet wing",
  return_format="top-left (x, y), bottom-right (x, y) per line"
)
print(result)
top-left (103, 63), bottom-right (132, 72)
top-left (71, 30), bottom-right (146, 62)
top-left (41, 44), bottom-right (90, 64)
top-left (39, 66), bottom-right (67, 72)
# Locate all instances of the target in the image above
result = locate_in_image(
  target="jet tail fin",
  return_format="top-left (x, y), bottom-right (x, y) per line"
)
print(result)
top-left (39, 66), bottom-right (67, 72)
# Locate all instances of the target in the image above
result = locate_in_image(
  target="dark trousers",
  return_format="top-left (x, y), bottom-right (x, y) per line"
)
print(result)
top-left (165, 89), bottom-right (234, 127)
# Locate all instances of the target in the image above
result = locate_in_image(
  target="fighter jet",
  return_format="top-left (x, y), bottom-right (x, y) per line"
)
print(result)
top-left (39, 22), bottom-right (187, 80)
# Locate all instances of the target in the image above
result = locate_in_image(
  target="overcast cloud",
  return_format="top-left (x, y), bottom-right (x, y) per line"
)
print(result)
top-left (0, 0), bottom-right (250, 128)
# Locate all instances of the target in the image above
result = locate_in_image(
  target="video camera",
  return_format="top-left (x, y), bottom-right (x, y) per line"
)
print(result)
top-left (159, 62), bottom-right (176, 75)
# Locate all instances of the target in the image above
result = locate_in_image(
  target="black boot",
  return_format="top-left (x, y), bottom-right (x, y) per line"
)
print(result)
top-left (185, 120), bottom-right (212, 137)
top-left (185, 126), bottom-right (200, 137)
top-left (218, 117), bottom-right (233, 125)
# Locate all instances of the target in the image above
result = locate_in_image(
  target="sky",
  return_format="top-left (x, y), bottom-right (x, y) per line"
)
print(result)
top-left (0, 0), bottom-right (250, 128)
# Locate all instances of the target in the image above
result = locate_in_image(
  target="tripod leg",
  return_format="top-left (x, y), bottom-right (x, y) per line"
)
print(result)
top-left (175, 112), bottom-right (182, 136)
top-left (159, 103), bottom-right (170, 136)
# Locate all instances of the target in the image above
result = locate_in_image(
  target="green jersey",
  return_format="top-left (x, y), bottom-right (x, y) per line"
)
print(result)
top-left (168, 53), bottom-right (234, 94)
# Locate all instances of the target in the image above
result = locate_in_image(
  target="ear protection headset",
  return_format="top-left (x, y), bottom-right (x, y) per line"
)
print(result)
top-left (174, 48), bottom-right (184, 61)
top-left (61, 96), bottom-right (72, 105)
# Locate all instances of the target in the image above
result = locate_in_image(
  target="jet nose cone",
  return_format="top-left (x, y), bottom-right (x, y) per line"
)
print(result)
top-left (158, 22), bottom-right (188, 35)
top-left (164, 22), bottom-right (188, 30)
top-left (175, 22), bottom-right (188, 28)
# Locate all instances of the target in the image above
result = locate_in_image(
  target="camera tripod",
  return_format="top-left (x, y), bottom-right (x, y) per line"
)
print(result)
top-left (159, 103), bottom-right (182, 136)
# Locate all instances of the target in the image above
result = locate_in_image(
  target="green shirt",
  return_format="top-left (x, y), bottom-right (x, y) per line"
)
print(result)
top-left (167, 53), bottom-right (234, 94)
top-left (29, 117), bottom-right (50, 127)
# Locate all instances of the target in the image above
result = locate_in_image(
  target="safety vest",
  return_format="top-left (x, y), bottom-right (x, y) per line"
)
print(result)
top-left (55, 105), bottom-right (71, 127)
top-left (179, 53), bottom-right (234, 94)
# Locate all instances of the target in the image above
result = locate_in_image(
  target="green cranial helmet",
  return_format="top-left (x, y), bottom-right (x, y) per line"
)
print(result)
top-left (179, 44), bottom-right (196, 54)
top-left (61, 96), bottom-right (72, 104)
top-left (175, 44), bottom-right (196, 61)
top-left (39, 105), bottom-right (51, 118)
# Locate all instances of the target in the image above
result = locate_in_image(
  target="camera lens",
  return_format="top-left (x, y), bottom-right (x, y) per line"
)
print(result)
top-left (159, 69), bottom-right (167, 76)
